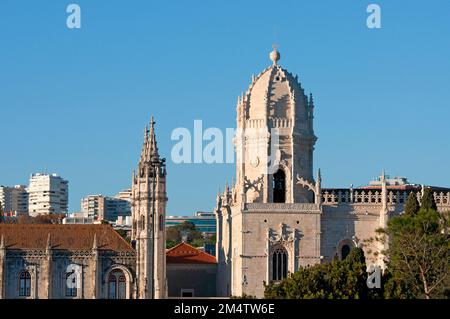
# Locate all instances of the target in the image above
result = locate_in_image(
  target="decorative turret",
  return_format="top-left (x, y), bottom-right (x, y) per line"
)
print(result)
top-left (308, 93), bottom-right (314, 108)
top-left (315, 169), bottom-right (322, 205)
top-left (92, 233), bottom-right (98, 251)
top-left (132, 116), bottom-right (167, 299)
top-left (46, 233), bottom-right (52, 254)
top-left (138, 116), bottom-right (161, 178)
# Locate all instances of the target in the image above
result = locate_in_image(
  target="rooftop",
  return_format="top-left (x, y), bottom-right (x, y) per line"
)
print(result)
top-left (166, 242), bottom-right (217, 265)
top-left (0, 224), bottom-right (134, 252)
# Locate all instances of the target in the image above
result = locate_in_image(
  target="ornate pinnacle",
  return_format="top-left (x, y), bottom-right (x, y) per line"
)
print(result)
top-left (92, 233), bottom-right (98, 250)
top-left (309, 93), bottom-right (314, 107)
top-left (46, 233), bottom-right (52, 252)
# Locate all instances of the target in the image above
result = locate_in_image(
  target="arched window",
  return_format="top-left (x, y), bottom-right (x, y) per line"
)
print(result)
top-left (341, 244), bottom-right (351, 260)
top-left (108, 270), bottom-right (127, 299)
top-left (272, 248), bottom-right (288, 281)
top-left (273, 169), bottom-right (286, 203)
top-left (19, 271), bottom-right (31, 297)
top-left (65, 271), bottom-right (78, 297)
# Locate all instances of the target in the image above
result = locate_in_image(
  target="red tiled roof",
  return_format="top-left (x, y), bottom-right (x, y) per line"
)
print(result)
top-left (166, 242), bottom-right (217, 264)
top-left (0, 224), bottom-right (134, 252)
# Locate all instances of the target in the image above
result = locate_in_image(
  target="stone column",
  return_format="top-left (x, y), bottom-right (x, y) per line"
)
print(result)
top-left (91, 234), bottom-right (99, 299)
top-left (45, 234), bottom-right (53, 299)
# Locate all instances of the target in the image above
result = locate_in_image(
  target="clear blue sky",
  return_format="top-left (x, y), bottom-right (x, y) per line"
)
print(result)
top-left (1, 0), bottom-right (449, 215)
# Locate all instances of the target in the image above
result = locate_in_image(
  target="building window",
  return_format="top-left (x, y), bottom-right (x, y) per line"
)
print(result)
top-left (272, 248), bottom-right (288, 281)
top-left (181, 289), bottom-right (195, 297)
top-left (19, 271), bottom-right (31, 297)
top-left (65, 271), bottom-right (78, 297)
top-left (273, 169), bottom-right (286, 203)
top-left (108, 270), bottom-right (126, 299)
top-left (341, 244), bottom-right (351, 260)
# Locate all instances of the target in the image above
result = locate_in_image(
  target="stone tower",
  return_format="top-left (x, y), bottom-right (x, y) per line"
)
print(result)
top-left (216, 48), bottom-right (322, 298)
top-left (131, 117), bottom-right (167, 299)
top-left (235, 46), bottom-right (317, 204)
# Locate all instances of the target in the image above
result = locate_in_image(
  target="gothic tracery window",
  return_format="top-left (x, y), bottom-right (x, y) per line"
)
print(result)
top-left (273, 169), bottom-right (286, 203)
top-left (272, 248), bottom-right (288, 281)
top-left (108, 270), bottom-right (127, 299)
top-left (19, 270), bottom-right (31, 297)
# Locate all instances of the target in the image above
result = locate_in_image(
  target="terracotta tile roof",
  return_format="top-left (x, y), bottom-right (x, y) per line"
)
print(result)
top-left (0, 224), bottom-right (134, 252)
top-left (166, 242), bottom-right (217, 264)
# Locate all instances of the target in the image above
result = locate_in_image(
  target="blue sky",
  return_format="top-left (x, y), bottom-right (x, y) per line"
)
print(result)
top-left (0, 0), bottom-right (449, 215)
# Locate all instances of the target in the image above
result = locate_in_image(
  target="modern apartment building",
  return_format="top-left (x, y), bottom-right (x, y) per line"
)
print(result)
top-left (115, 188), bottom-right (132, 201)
top-left (81, 193), bottom-right (131, 222)
top-left (0, 185), bottom-right (28, 213)
top-left (28, 173), bottom-right (68, 216)
top-left (166, 211), bottom-right (216, 236)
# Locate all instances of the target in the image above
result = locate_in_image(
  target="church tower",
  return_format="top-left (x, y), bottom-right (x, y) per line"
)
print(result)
top-left (235, 46), bottom-right (317, 204)
top-left (131, 117), bottom-right (167, 299)
top-left (216, 48), bottom-right (322, 298)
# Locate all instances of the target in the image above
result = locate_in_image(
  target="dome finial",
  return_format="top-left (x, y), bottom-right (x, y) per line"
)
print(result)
top-left (270, 44), bottom-right (280, 65)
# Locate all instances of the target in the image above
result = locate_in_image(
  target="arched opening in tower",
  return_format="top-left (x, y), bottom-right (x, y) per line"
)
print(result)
top-left (273, 169), bottom-right (286, 203)
top-left (341, 244), bottom-right (351, 260)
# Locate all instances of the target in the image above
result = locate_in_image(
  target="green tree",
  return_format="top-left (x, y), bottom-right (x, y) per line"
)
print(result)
top-left (166, 221), bottom-right (204, 247)
top-left (385, 208), bottom-right (449, 299)
top-left (0, 203), bottom-right (4, 223)
top-left (404, 192), bottom-right (420, 216)
top-left (264, 247), bottom-right (370, 299)
top-left (115, 229), bottom-right (131, 244)
top-left (420, 187), bottom-right (438, 211)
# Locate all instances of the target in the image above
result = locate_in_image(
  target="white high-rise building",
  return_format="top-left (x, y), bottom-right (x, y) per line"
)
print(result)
top-left (81, 192), bottom-right (131, 221)
top-left (0, 185), bottom-right (28, 213)
top-left (28, 173), bottom-right (68, 216)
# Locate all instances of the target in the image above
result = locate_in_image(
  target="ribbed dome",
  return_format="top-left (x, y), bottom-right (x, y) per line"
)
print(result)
top-left (241, 52), bottom-right (308, 129)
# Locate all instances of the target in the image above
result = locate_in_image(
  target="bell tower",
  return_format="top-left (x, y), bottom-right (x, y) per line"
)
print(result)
top-left (235, 47), bottom-right (317, 204)
top-left (131, 116), bottom-right (167, 299)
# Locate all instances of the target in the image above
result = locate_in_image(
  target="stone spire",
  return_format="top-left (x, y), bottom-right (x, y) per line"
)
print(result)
top-left (46, 233), bottom-right (52, 253)
top-left (92, 233), bottom-right (98, 250)
top-left (309, 93), bottom-right (314, 108)
top-left (138, 116), bottom-right (161, 177)
top-left (148, 116), bottom-right (159, 161)
top-left (315, 169), bottom-right (322, 205)
top-left (140, 125), bottom-right (149, 163)
top-left (381, 169), bottom-right (388, 212)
